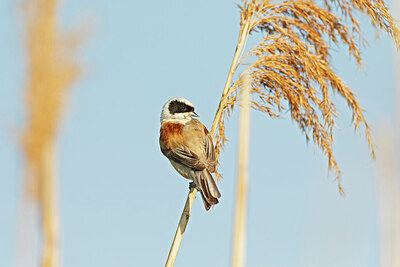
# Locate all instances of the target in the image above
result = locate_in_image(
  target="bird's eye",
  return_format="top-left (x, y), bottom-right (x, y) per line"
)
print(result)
top-left (182, 105), bottom-right (186, 110)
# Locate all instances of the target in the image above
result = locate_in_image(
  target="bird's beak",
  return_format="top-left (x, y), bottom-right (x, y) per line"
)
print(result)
top-left (190, 111), bottom-right (199, 118)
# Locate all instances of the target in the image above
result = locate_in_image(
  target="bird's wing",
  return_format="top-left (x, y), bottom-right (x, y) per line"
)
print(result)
top-left (162, 145), bottom-right (206, 171)
top-left (203, 134), bottom-right (217, 173)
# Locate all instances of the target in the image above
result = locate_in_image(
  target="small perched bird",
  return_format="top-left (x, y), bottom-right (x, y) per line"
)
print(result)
top-left (159, 97), bottom-right (221, 210)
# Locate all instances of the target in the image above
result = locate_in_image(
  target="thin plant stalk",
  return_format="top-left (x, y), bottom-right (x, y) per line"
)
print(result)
top-left (164, 19), bottom-right (252, 264)
top-left (41, 142), bottom-right (60, 267)
top-left (375, 129), bottom-right (400, 267)
top-left (231, 73), bottom-right (251, 267)
top-left (165, 187), bottom-right (197, 267)
top-left (210, 8), bottom-right (254, 136)
top-left (376, 5), bottom-right (400, 265)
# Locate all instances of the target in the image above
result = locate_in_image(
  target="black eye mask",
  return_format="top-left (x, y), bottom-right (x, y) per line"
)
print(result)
top-left (168, 100), bottom-right (194, 114)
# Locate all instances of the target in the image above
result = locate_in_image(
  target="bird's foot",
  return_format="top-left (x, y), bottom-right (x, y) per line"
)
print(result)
top-left (189, 182), bottom-right (196, 190)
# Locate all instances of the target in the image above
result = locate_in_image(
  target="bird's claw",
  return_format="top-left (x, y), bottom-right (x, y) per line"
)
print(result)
top-left (189, 182), bottom-right (196, 190)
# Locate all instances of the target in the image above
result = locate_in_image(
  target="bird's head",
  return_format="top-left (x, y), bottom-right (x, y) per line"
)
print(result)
top-left (160, 97), bottom-right (198, 124)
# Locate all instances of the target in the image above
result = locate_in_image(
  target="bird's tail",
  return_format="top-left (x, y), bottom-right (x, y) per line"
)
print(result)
top-left (193, 169), bottom-right (221, 211)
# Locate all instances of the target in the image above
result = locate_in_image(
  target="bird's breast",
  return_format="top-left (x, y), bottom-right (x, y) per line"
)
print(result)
top-left (160, 121), bottom-right (184, 149)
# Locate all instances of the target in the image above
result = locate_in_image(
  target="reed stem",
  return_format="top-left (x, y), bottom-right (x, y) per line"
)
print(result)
top-left (231, 73), bottom-right (251, 267)
top-left (164, 19), bottom-right (253, 265)
top-left (41, 142), bottom-right (60, 267)
top-left (165, 187), bottom-right (197, 267)
top-left (210, 12), bottom-right (253, 136)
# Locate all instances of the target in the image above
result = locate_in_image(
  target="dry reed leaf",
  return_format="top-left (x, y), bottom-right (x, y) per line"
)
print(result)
top-left (213, 0), bottom-right (400, 192)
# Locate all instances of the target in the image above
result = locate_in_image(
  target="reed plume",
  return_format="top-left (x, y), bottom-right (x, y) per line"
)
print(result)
top-left (212, 0), bottom-right (400, 192)
top-left (21, 0), bottom-right (79, 266)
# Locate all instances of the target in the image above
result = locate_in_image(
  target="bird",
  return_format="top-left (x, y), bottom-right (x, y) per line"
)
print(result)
top-left (159, 97), bottom-right (221, 210)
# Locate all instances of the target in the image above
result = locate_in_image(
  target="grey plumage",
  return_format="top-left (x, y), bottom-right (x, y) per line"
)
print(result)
top-left (192, 169), bottom-right (221, 211)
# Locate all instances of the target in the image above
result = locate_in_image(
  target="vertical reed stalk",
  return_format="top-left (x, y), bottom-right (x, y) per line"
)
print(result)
top-left (210, 9), bottom-right (253, 136)
top-left (376, 4), bottom-right (400, 266)
top-left (165, 19), bottom-right (251, 263)
top-left (165, 187), bottom-right (197, 267)
top-left (375, 129), bottom-right (400, 267)
top-left (41, 142), bottom-right (59, 267)
top-left (395, 0), bottom-right (400, 136)
top-left (231, 73), bottom-right (251, 267)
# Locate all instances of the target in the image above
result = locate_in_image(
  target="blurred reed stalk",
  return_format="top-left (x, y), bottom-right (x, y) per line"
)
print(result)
top-left (397, 0), bottom-right (400, 131)
top-left (166, 0), bottom-right (400, 265)
top-left (231, 73), bottom-right (251, 267)
top-left (21, 0), bottom-right (79, 266)
top-left (376, 3), bottom-right (400, 266)
top-left (375, 129), bottom-right (400, 267)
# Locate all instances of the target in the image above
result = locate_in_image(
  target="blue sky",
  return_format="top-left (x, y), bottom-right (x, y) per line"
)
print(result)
top-left (0, 0), bottom-right (398, 266)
